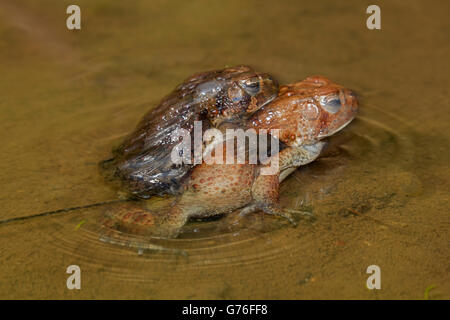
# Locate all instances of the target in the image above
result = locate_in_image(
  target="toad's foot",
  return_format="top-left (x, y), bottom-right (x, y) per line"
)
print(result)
top-left (239, 204), bottom-right (313, 225)
top-left (240, 204), bottom-right (296, 224)
top-left (281, 207), bottom-right (315, 222)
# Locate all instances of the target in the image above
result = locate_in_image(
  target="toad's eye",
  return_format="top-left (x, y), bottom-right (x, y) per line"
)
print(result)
top-left (241, 77), bottom-right (261, 96)
top-left (320, 94), bottom-right (341, 114)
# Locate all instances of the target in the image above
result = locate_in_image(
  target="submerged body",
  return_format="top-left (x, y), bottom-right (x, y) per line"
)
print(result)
top-left (102, 76), bottom-right (358, 238)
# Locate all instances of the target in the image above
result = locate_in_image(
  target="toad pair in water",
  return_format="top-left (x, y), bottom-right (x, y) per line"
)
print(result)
top-left (101, 66), bottom-right (358, 238)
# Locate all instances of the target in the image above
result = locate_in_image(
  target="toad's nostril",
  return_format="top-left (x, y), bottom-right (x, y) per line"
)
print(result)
top-left (346, 90), bottom-right (359, 112)
top-left (347, 90), bottom-right (359, 101)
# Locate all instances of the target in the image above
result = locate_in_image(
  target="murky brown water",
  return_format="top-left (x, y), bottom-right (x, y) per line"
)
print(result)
top-left (0, 0), bottom-right (449, 299)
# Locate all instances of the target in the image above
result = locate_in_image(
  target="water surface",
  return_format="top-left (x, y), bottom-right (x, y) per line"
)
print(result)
top-left (0, 0), bottom-right (448, 299)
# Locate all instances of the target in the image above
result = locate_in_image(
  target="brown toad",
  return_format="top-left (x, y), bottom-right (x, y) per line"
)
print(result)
top-left (101, 76), bottom-right (358, 238)
top-left (102, 65), bottom-right (278, 198)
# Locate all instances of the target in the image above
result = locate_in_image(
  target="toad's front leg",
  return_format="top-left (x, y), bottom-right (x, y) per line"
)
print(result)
top-left (278, 141), bottom-right (327, 181)
top-left (240, 142), bottom-right (326, 223)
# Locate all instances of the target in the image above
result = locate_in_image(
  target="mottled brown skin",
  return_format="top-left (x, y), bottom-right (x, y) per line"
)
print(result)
top-left (249, 76), bottom-right (358, 181)
top-left (101, 76), bottom-right (358, 239)
top-left (103, 65), bottom-right (278, 198)
top-left (249, 76), bottom-right (358, 145)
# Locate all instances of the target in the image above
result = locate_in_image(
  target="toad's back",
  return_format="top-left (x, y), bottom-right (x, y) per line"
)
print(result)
top-left (102, 66), bottom-right (278, 198)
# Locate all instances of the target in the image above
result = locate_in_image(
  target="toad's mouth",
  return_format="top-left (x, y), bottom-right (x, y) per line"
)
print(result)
top-left (318, 116), bottom-right (356, 139)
